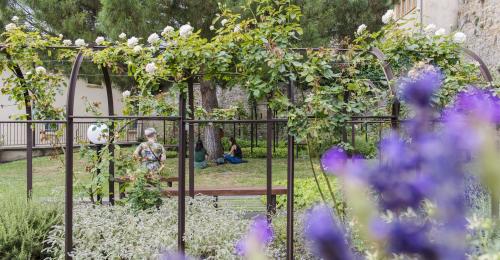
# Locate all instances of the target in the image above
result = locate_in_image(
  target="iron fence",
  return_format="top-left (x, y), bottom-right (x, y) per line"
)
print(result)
top-left (0, 120), bottom-right (150, 147)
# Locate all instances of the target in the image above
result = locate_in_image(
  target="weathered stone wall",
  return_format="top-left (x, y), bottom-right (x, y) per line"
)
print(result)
top-left (458, 0), bottom-right (500, 76)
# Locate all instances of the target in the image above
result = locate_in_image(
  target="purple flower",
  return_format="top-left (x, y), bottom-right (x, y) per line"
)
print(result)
top-left (400, 69), bottom-right (442, 107)
top-left (386, 221), bottom-right (438, 259)
top-left (305, 204), bottom-right (353, 260)
top-left (451, 87), bottom-right (500, 123)
top-left (158, 250), bottom-right (191, 260)
top-left (321, 147), bottom-right (348, 174)
top-left (251, 215), bottom-right (274, 244)
top-left (235, 215), bottom-right (274, 256)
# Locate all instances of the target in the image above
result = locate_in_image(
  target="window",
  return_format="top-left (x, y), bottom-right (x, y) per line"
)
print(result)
top-left (395, 0), bottom-right (418, 19)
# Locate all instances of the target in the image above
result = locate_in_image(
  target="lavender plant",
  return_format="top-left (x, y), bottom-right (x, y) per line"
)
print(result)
top-left (305, 68), bottom-right (500, 259)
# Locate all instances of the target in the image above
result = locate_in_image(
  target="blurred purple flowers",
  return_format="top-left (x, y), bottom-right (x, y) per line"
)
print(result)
top-left (400, 69), bottom-right (442, 108)
top-left (309, 68), bottom-right (498, 259)
top-left (235, 215), bottom-right (274, 257)
top-left (321, 147), bottom-right (348, 174)
top-left (305, 205), bottom-right (353, 260)
top-left (158, 250), bottom-right (191, 260)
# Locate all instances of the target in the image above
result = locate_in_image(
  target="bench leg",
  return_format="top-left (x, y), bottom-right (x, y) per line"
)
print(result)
top-left (213, 196), bottom-right (219, 208)
top-left (269, 195), bottom-right (277, 215)
top-left (119, 183), bottom-right (125, 199)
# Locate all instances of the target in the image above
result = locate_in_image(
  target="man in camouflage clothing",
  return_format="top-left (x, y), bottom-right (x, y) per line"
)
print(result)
top-left (133, 128), bottom-right (166, 173)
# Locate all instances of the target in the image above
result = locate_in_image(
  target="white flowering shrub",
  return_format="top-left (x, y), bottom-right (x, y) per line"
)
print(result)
top-left (43, 198), bottom-right (292, 259)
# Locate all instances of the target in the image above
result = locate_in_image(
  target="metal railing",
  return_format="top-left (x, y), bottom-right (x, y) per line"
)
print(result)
top-left (0, 120), bottom-right (149, 147)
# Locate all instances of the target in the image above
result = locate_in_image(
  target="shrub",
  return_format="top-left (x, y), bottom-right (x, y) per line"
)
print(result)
top-left (242, 147), bottom-right (288, 158)
top-left (273, 175), bottom-right (343, 210)
top-left (0, 196), bottom-right (62, 259)
top-left (44, 197), bottom-right (286, 259)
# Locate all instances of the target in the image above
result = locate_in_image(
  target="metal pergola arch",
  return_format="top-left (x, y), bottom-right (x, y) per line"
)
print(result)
top-left (0, 43), bottom-right (496, 260)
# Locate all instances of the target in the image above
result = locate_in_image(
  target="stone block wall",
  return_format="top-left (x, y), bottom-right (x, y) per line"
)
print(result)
top-left (458, 0), bottom-right (500, 76)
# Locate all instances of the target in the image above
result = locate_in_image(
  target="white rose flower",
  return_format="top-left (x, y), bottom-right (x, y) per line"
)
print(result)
top-left (424, 24), bottom-right (436, 33)
top-left (122, 90), bottom-right (131, 98)
top-left (435, 28), bottom-right (446, 36)
top-left (147, 33), bottom-right (160, 44)
top-left (63, 39), bottom-right (72, 46)
top-left (75, 38), bottom-right (86, 47)
top-left (133, 45), bottom-right (142, 53)
top-left (145, 63), bottom-right (157, 74)
top-left (356, 24), bottom-right (367, 35)
top-left (119, 33), bottom-right (127, 39)
top-left (11, 16), bottom-right (19, 22)
top-left (221, 19), bottom-right (228, 26)
top-left (179, 24), bottom-right (193, 38)
top-left (35, 66), bottom-right (46, 75)
top-left (127, 37), bottom-right (139, 48)
top-left (58, 34), bottom-right (63, 39)
top-left (382, 9), bottom-right (395, 24)
top-left (162, 26), bottom-right (174, 35)
top-left (453, 32), bottom-right (467, 44)
top-left (95, 36), bottom-right (105, 45)
top-left (209, 25), bottom-right (215, 31)
top-left (5, 23), bottom-right (17, 31)
top-left (233, 25), bottom-right (241, 33)
top-left (166, 40), bottom-right (178, 47)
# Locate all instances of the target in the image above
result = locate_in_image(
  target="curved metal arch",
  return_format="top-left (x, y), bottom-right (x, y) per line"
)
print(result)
top-left (0, 48), bottom-right (34, 199)
top-left (368, 47), bottom-right (400, 129)
top-left (461, 47), bottom-right (494, 86)
top-left (369, 47), bottom-right (396, 94)
top-left (65, 52), bottom-right (117, 259)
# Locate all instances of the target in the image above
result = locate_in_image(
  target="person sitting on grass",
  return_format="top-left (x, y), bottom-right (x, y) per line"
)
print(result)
top-left (194, 139), bottom-right (209, 169)
top-left (133, 128), bottom-right (166, 175)
top-left (224, 137), bottom-right (244, 164)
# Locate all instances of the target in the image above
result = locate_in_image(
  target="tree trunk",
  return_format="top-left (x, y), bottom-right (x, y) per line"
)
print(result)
top-left (200, 80), bottom-right (223, 160)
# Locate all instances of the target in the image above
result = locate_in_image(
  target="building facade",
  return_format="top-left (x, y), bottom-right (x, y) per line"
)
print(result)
top-left (394, 0), bottom-right (499, 74)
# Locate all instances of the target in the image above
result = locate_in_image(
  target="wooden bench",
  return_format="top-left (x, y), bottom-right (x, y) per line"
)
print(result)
top-left (161, 186), bottom-right (287, 212)
top-left (114, 176), bottom-right (178, 186)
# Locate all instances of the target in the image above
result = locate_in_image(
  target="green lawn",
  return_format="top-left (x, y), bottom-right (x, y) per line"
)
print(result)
top-left (0, 153), bottom-right (317, 202)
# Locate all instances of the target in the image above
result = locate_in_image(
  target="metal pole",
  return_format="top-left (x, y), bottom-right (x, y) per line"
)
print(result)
top-left (250, 112), bottom-right (254, 155)
top-left (26, 120), bottom-right (33, 199)
top-left (188, 79), bottom-right (195, 198)
top-left (96, 144), bottom-right (102, 204)
top-left (4, 56), bottom-right (33, 199)
top-left (286, 80), bottom-right (295, 260)
top-left (177, 91), bottom-right (187, 252)
top-left (102, 67), bottom-right (115, 205)
top-left (12, 64), bottom-right (32, 199)
top-left (266, 102), bottom-right (274, 217)
top-left (273, 111), bottom-right (277, 153)
top-left (163, 119), bottom-right (167, 145)
top-left (254, 104), bottom-right (258, 147)
top-left (65, 52), bottom-right (83, 260)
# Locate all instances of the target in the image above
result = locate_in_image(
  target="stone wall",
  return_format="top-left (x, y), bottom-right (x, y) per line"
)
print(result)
top-left (458, 0), bottom-right (500, 76)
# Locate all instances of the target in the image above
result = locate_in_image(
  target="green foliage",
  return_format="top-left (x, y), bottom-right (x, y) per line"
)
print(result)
top-left (98, 0), bottom-right (220, 40)
top-left (242, 147), bottom-right (288, 158)
top-left (0, 21), bottom-right (74, 119)
top-left (126, 174), bottom-right (163, 211)
top-left (78, 142), bottom-right (112, 202)
top-left (274, 175), bottom-right (343, 210)
top-left (353, 17), bottom-right (488, 108)
top-left (299, 0), bottom-right (392, 46)
top-left (0, 196), bottom-right (62, 259)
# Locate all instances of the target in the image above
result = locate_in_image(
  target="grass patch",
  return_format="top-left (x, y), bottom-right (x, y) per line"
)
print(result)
top-left (0, 153), bottom-right (319, 200)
